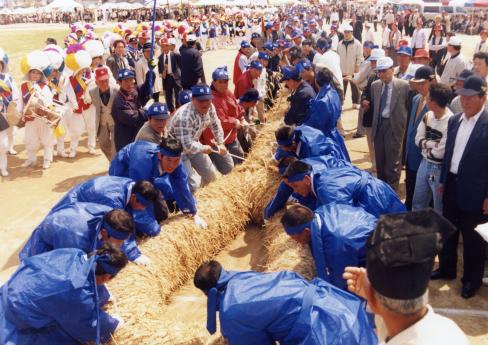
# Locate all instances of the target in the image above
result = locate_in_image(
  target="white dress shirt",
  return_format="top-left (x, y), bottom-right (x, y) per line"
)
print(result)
top-left (379, 305), bottom-right (469, 345)
top-left (162, 53), bottom-right (173, 74)
top-left (449, 108), bottom-right (484, 174)
top-left (411, 29), bottom-right (426, 49)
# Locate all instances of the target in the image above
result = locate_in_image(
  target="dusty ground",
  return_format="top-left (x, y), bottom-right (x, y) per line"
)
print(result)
top-left (0, 23), bottom-right (487, 343)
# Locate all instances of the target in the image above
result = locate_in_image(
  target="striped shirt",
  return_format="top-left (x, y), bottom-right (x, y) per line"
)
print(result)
top-left (168, 101), bottom-right (224, 154)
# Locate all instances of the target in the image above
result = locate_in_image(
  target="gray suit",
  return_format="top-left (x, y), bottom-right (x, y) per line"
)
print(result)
top-left (89, 85), bottom-right (119, 160)
top-left (371, 77), bottom-right (410, 190)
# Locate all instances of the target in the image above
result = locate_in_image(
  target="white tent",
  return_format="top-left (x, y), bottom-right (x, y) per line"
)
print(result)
top-left (46, 0), bottom-right (83, 12)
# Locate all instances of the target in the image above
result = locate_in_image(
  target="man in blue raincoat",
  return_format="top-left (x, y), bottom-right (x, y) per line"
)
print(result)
top-left (194, 260), bottom-right (378, 345)
top-left (265, 155), bottom-right (351, 220)
top-left (281, 203), bottom-right (377, 289)
top-left (0, 244), bottom-right (127, 345)
top-left (282, 160), bottom-right (405, 218)
top-left (109, 137), bottom-right (207, 228)
top-left (274, 124), bottom-right (348, 163)
top-left (52, 176), bottom-right (168, 239)
top-left (19, 203), bottom-right (140, 262)
top-left (303, 66), bottom-right (350, 161)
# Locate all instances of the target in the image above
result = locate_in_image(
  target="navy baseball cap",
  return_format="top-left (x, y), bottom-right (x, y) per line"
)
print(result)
top-left (212, 66), bottom-right (229, 81)
top-left (457, 76), bottom-right (487, 96)
top-left (263, 42), bottom-right (273, 51)
top-left (240, 41), bottom-right (251, 48)
top-left (265, 23), bottom-right (273, 30)
top-left (143, 42), bottom-right (153, 51)
top-left (258, 52), bottom-right (270, 61)
top-left (251, 32), bottom-right (261, 39)
top-left (178, 89), bottom-right (192, 105)
top-left (191, 84), bottom-right (212, 100)
top-left (411, 66), bottom-right (435, 83)
top-left (280, 65), bottom-right (300, 82)
top-left (456, 69), bottom-right (474, 81)
top-left (117, 68), bottom-right (135, 81)
top-left (239, 88), bottom-right (259, 103)
top-left (249, 60), bottom-right (263, 70)
top-left (147, 102), bottom-right (169, 119)
top-left (363, 41), bottom-right (375, 49)
top-left (316, 38), bottom-right (330, 50)
top-left (291, 30), bottom-right (302, 39)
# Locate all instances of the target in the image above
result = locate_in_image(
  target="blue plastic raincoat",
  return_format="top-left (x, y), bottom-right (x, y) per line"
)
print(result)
top-left (52, 176), bottom-right (160, 237)
top-left (0, 248), bottom-right (118, 345)
top-left (308, 204), bottom-right (377, 289)
top-left (19, 203), bottom-right (141, 261)
top-left (264, 155), bottom-right (351, 220)
top-left (208, 270), bottom-right (377, 345)
top-left (304, 84), bottom-right (350, 161)
top-left (274, 125), bottom-right (345, 162)
top-left (109, 141), bottom-right (196, 215)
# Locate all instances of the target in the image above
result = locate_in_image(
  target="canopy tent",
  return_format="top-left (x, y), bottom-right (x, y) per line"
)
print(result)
top-left (46, 0), bottom-right (83, 12)
top-left (465, 0), bottom-right (488, 6)
top-left (12, 7), bottom-right (37, 14)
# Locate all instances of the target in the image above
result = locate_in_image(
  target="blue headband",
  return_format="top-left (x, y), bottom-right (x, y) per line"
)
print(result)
top-left (159, 147), bottom-right (182, 157)
top-left (103, 221), bottom-right (130, 240)
top-left (284, 220), bottom-right (312, 235)
top-left (96, 254), bottom-right (122, 276)
top-left (135, 192), bottom-right (152, 207)
top-left (277, 137), bottom-right (294, 147)
top-left (286, 171), bottom-right (309, 183)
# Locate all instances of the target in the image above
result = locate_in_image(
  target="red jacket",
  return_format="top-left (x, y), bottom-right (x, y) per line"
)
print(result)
top-left (233, 51), bottom-right (244, 86)
top-left (234, 70), bottom-right (254, 99)
top-left (201, 88), bottom-right (243, 145)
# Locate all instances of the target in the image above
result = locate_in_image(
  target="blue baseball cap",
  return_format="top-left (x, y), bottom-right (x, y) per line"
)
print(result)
top-left (249, 60), bottom-right (263, 70)
top-left (456, 69), bottom-right (474, 81)
top-left (258, 52), bottom-right (270, 61)
top-left (363, 41), bottom-right (375, 49)
top-left (397, 46), bottom-right (413, 56)
top-left (239, 88), bottom-right (259, 103)
top-left (240, 40), bottom-right (251, 49)
top-left (265, 23), bottom-right (273, 30)
top-left (291, 30), bottom-right (302, 39)
top-left (147, 102), bottom-right (169, 119)
top-left (117, 68), bottom-right (135, 81)
top-left (280, 65), bottom-right (300, 82)
top-left (178, 89), bottom-right (192, 105)
top-left (316, 38), bottom-right (330, 50)
top-left (251, 32), bottom-right (261, 39)
top-left (212, 66), bottom-right (229, 81)
top-left (272, 43), bottom-right (279, 50)
top-left (191, 84), bottom-right (212, 100)
top-left (296, 59), bottom-right (312, 74)
top-left (263, 42), bottom-right (273, 51)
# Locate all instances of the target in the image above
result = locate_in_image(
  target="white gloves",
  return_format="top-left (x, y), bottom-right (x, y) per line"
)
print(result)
top-left (112, 314), bottom-right (125, 330)
top-left (134, 254), bottom-right (151, 267)
top-left (194, 214), bottom-right (208, 229)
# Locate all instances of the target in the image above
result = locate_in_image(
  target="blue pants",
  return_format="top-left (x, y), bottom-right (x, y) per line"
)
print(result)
top-left (412, 159), bottom-right (443, 213)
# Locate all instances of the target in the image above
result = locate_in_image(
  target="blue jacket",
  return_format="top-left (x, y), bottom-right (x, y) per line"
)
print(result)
top-left (19, 203), bottom-right (141, 261)
top-left (304, 83), bottom-right (350, 162)
top-left (109, 141), bottom-right (196, 215)
top-left (1, 249), bottom-right (118, 345)
top-left (310, 204), bottom-right (377, 289)
top-left (440, 110), bottom-right (488, 212)
top-left (405, 94), bottom-right (428, 171)
top-left (264, 155), bottom-right (350, 220)
top-left (210, 270), bottom-right (377, 345)
top-left (284, 81), bottom-right (316, 126)
top-left (52, 176), bottom-right (160, 237)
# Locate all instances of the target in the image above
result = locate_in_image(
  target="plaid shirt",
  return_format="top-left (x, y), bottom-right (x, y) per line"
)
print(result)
top-left (168, 101), bottom-right (224, 154)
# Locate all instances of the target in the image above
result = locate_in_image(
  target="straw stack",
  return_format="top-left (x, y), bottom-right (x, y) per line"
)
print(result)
top-left (106, 100), bottom-right (287, 344)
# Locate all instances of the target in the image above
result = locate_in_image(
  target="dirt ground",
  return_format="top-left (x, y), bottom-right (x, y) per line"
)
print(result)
top-left (0, 23), bottom-right (487, 343)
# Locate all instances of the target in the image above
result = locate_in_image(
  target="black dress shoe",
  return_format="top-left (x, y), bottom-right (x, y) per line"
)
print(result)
top-left (461, 282), bottom-right (479, 299)
top-left (430, 269), bottom-right (456, 280)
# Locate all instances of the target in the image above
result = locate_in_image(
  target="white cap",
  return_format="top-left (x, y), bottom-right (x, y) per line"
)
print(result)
top-left (343, 24), bottom-right (353, 32)
top-left (168, 38), bottom-right (178, 46)
top-left (186, 34), bottom-right (197, 42)
top-left (375, 57), bottom-right (394, 71)
top-left (448, 36), bottom-right (462, 47)
top-left (369, 48), bottom-right (385, 61)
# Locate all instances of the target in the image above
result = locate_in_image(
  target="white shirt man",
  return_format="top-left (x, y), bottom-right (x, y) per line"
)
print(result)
top-left (411, 27), bottom-right (426, 49)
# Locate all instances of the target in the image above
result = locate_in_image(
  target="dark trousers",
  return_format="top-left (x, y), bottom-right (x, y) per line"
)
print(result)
top-left (405, 168), bottom-right (417, 210)
top-left (439, 173), bottom-right (488, 287)
top-left (343, 79), bottom-right (360, 105)
top-left (163, 75), bottom-right (181, 112)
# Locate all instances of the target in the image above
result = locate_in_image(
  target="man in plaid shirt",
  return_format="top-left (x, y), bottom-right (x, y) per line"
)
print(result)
top-left (168, 84), bottom-right (232, 189)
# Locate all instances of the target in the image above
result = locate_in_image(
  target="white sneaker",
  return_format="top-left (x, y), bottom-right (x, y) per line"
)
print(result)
top-left (88, 148), bottom-right (96, 155)
top-left (7, 149), bottom-right (17, 155)
top-left (57, 150), bottom-right (68, 158)
top-left (21, 159), bottom-right (35, 168)
top-left (42, 160), bottom-right (51, 169)
top-left (0, 169), bottom-right (8, 177)
top-left (68, 150), bottom-right (77, 158)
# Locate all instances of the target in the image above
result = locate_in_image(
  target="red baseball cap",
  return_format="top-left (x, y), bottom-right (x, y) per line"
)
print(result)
top-left (160, 37), bottom-right (169, 45)
top-left (95, 66), bottom-right (109, 81)
top-left (414, 49), bottom-right (429, 59)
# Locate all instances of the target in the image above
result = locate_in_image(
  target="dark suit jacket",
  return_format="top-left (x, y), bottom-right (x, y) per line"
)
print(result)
top-left (441, 109), bottom-right (488, 212)
top-left (158, 51), bottom-right (181, 83)
top-left (179, 46), bottom-right (205, 89)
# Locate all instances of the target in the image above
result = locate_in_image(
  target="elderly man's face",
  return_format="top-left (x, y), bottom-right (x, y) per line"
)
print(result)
top-left (461, 94), bottom-right (487, 117)
top-left (473, 57), bottom-right (488, 78)
top-left (397, 54), bottom-right (411, 68)
top-left (378, 68), bottom-right (394, 83)
top-left (115, 42), bottom-right (126, 56)
top-left (96, 78), bottom-right (110, 92)
top-left (192, 98), bottom-right (212, 114)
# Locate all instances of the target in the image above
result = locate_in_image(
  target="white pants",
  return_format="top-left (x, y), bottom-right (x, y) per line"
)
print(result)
top-left (24, 118), bottom-right (54, 162)
top-left (55, 109), bottom-right (69, 153)
top-left (0, 129), bottom-right (8, 171)
top-left (66, 105), bottom-right (96, 151)
top-left (6, 126), bottom-right (14, 151)
top-left (200, 35), bottom-right (208, 50)
top-left (209, 37), bottom-right (218, 50)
